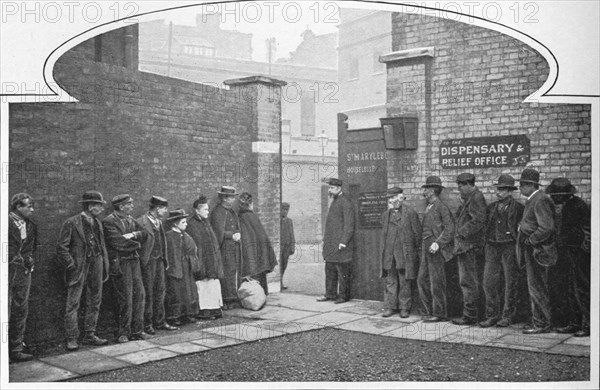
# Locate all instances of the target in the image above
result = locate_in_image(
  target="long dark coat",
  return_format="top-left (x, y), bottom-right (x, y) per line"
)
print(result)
top-left (323, 193), bottom-right (355, 263)
top-left (186, 214), bottom-right (224, 280)
top-left (421, 198), bottom-right (455, 262)
top-left (137, 213), bottom-right (169, 269)
top-left (56, 213), bottom-right (110, 286)
top-left (454, 188), bottom-right (487, 255)
top-left (518, 190), bottom-right (557, 267)
top-left (378, 206), bottom-right (422, 279)
top-left (238, 209), bottom-right (278, 277)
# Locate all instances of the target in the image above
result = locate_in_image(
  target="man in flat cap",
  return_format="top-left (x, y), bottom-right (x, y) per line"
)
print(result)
top-left (452, 173), bottom-right (487, 325)
top-left (517, 168), bottom-right (557, 334)
top-left (103, 194), bottom-right (148, 343)
top-left (317, 178), bottom-right (355, 303)
top-left (210, 186), bottom-right (242, 308)
top-left (417, 176), bottom-right (454, 322)
top-left (378, 187), bottom-right (422, 318)
top-left (8, 193), bottom-right (37, 362)
top-left (280, 202), bottom-right (295, 290)
top-left (480, 175), bottom-right (524, 328)
top-left (57, 191), bottom-right (110, 351)
top-left (137, 196), bottom-right (178, 335)
top-left (547, 178), bottom-right (590, 337)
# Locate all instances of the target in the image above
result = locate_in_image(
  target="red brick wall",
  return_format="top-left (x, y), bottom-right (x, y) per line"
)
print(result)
top-left (386, 14), bottom-right (591, 211)
top-left (9, 28), bottom-right (281, 346)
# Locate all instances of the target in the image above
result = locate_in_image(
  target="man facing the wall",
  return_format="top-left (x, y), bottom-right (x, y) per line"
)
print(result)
top-left (317, 178), bottom-right (355, 304)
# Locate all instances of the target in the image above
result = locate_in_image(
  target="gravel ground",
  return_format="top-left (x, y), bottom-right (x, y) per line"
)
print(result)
top-left (68, 329), bottom-right (589, 382)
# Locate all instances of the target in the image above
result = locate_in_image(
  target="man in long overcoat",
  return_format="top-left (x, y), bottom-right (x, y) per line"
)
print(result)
top-left (480, 175), bottom-right (525, 328)
top-left (547, 178), bottom-right (590, 337)
top-left (378, 187), bottom-right (422, 318)
top-left (280, 202), bottom-right (295, 290)
top-left (417, 176), bottom-right (455, 322)
top-left (452, 173), bottom-right (487, 325)
top-left (210, 186), bottom-right (242, 308)
top-left (517, 168), bottom-right (557, 334)
top-left (137, 196), bottom-right (178, 334)
top-left (57, 191), bottom-right (110, 351)
top-left (317, 178), bottom-right (355, 304)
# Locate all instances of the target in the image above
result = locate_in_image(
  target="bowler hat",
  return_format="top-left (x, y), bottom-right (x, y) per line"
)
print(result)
top-left (325, 178), bottom-right (343, 187)
top-left (492, 174), bottom-right (517, 190)
top-left (217, 186), bottom-right (237, 196)
top-left (386, 187), bottom-right (404, 197)
top-left (456, 172), bottom-right (476, 184)
top-left (111, 194), bottom-right (133, 206)
top-left (519, 168), bottom-right (540, 185)
top-left (422, 176), bottom-right (444, 188)
top-left (546, 178), bottom-right (577, 195)
top-left (167, 208), bottom-right (189, 221)
top-left (149, 195), bottom-right (168, 208)
top-left (79, 191), bottom-right (106, 204)
top-left (282, 202), bottom-right (290, 209)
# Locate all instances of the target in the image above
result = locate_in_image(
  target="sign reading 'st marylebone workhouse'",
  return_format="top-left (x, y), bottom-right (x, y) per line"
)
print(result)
top-left (439, 135), bottom-right (530, 169)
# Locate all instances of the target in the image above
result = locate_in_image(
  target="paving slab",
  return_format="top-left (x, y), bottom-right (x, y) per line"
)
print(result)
top-left (270, 293), bottom-right (342, 313)
top-left (381, 321), bottom-right (466, 342)
top-left (158, 342), bottom-right (210, 355)
top-left (294, 311), bottom-right (366, 327)
top-left (115, 348), bottom-right (179, 365)
top-left (335, 300), bottom-right (384, 316)
top-left (92, 340), bottom-right (156, 357)
top-left (202, 322), bottom-right (286, 342)
top-left (436, 325), bottom-right (520, 345)
top-left (487, 333), bottom-right (562, 351)
top-left (563, 336), bottom-right (591, 346)
top-left (254, 306), bottom-right (321, 322)
top-left (40, 350), bottom-right (131, 376)
top-left (9, 360), bottom-right (79, 382)
top-left (190, 333), bottom-right (245, 349)
top-left (546, 343), bottom-right (591, 357)
top-left (147, 330), bottom-right (215, 346)
top-left (336, 316), bottom-right (410, 335)
top-left (251, 319), bottom-right (325, 334)
top-left (367, 313), bottom-right (422, 324)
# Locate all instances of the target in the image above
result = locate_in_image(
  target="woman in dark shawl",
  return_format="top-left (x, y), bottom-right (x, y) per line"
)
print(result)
top-left (238, 192), bottom-right (278, 294)
top-left (164, 209), bottom-right (200, 326)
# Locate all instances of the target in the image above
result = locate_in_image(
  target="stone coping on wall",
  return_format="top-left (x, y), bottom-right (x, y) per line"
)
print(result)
top-left (379, 46), bottom-right (435, 64)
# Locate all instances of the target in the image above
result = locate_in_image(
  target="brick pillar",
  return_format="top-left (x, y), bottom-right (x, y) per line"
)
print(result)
top-left (224, 76), bottom-right (286, 291)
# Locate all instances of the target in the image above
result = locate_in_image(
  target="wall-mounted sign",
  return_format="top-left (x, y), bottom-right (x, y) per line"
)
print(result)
top-left (439, 135), bottom-right (530, 169)
top-left (357, 192), bottom-right (388, 229)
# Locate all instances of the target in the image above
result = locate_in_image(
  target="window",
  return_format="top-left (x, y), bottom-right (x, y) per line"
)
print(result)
top-left (300, 96), bottom-right (316, 136)
top-left (381, 117), bottom-right (419, 150)
top-left (348, 58), bottom-right (359, 80)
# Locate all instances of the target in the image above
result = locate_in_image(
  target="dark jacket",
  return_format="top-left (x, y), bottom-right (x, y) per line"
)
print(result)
top-left (186, 214), bottom-right (224, 280)
top-left (485, 197), bottom-right (524, 242)
top-left (518, 190), bottom-right (557, 267)
top-left (8, 212), bottom-right (37, 269)
top-left (102, 212), bottom-right (147, 275)
top-left (558, 196), bottom-right (590, 250)
top-left (422, 198), bottom-right (455, 262)
top-left (281, 216), bottom-right (295, 258)
top-left (454, 188), bottom-right (487, 255)
top-left (165, 229), bottom-right (199, 279)
top-left (137, 213), bottom-right (169, 269)
top-left (378, 206), bottom-right (422, 279)
top-left (323, 193), bottom-right (355, 263)
top-left (239, 209), bottom-right (278, 277)
top-left (56, 213), bottom-right (110, 286)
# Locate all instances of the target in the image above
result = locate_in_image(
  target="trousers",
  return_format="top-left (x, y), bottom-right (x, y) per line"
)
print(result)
top-left (111, 258), bottom-right (145, 336)
top-left (64, 255), bottom-right (103, 339)
top-left (325, 262), bottom-right (351, 300)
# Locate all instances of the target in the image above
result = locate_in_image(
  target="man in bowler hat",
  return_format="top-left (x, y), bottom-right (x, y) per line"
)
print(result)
top-left (452, 173), bottom-right (487, 325)
top-left (417, 176), bottom-right (455, 322)
top-left (480, 175), bottom-right (524, 328)
top-left (57, 191), bottom-right (110, 351)
top-left (317, 178), bottom-right (355, 303)
top-left (378, 187), bottom-right (422, 318)
top-left (547, 178), bottom-right (590, 337)
top-left (137, 196), bottom-right (178, 335)
top-left (103, 194), bottom-right (148, 343)
top-left (8, 193), bottom-right (37, 362)
top-left (517, 168), bottom-right (557, 334)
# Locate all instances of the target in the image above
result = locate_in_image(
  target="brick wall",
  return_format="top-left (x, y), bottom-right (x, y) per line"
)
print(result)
top-left (9, 27), bottom-right (282, 347)
top-left (386, 14), bottom-right (591, 211)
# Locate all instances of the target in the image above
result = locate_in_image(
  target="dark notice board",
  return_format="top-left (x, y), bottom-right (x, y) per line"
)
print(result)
top-left (358, 192), bottom-right (388, 229)
top-left (439, 135), bottom-right (530, 169)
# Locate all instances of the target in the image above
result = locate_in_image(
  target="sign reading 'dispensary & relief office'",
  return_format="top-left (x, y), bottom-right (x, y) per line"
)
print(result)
top-left (357, 192), bottom-right (388, 229)
top-left (439, 135), bottom-right (530, 169)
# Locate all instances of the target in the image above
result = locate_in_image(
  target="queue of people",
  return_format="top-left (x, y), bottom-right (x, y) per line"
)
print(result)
top-left (316, 168), bottom-right (590, 338)
top-left (7, 186), bottom-right (279, 361)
